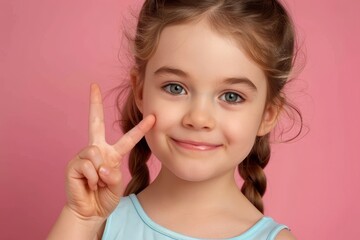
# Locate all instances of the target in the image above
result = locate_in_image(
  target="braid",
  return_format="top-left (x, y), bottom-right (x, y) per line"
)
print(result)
top-left (117, 90), bottom-right (152, 196)
top-left (238, 135), bottom-right (271, 213)
top-left (124, 138), bottom-right (151, 195)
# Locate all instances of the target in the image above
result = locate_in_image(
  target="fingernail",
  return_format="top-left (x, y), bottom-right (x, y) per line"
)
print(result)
top-left (99, 167), bottom-right (109, 175)
top-left (91, 83), bottom-right (97, 90)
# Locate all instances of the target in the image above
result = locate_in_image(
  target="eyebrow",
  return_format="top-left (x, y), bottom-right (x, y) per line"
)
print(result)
top-left (223, 77), bottom-right (257, 91)
top-left (154, 66), bottom-right (257, 91)
top-left (154, 66), bottom-right (189, 78)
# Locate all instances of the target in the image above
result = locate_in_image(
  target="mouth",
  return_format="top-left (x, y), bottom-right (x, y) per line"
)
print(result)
top-left (170, 138), bottom-right (222, 151)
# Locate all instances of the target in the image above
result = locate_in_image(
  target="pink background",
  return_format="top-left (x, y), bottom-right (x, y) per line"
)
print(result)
top-left (1, 0), bottom-right (359, 239)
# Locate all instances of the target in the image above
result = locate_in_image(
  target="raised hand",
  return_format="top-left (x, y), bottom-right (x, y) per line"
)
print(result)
top-left (66, 83), bottom-right (155, 219)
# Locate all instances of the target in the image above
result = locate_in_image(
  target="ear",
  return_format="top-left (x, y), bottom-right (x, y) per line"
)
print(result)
top-left (257, 102), bottom-right (282, 136)
top-left (130, 67), bottom-right (144, 113)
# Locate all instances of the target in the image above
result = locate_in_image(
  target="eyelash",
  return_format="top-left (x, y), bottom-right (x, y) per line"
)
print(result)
top-left (162, 83), bottom-right (187, 95)
top-left (219, 92), bottom-right (245, 104)
top-left (162, 83), bottom-right (245, 104)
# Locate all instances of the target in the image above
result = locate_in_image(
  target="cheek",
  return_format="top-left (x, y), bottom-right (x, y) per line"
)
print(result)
top-left (142, 87), bottom-right (186, 130)
top-left (221, 112), bottom-right (262, 147)
top-left (142, 98), bottom-right (181, 162)
top-left (142, 100), bottom-right (186, 153)
top-left (223, 121), bottom-right (257, 162)
top-left (143, 101), bottom-right (179, 129)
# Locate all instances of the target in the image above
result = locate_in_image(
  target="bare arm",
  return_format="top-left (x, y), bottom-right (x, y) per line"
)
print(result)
top-left (48, 205), bottom-right (105, 240)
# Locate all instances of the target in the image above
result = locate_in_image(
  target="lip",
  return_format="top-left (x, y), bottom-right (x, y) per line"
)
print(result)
top-left (171, 138), bottom-right (222, 151)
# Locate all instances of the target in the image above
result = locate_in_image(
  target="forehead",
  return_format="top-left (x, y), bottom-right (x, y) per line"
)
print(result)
top-left (146, 19), bottom-right (266, 89)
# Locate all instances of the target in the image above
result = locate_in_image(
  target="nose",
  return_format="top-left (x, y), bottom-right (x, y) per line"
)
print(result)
top-left (182, 99), bottom-right (216, 131)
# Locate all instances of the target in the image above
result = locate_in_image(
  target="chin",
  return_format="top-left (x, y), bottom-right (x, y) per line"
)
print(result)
top-left (162, 161), bottom-right (231, 183)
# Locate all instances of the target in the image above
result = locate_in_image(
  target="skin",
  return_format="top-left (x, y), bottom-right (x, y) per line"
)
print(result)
top-left (133, 19), bottom-right (295, 239)
top-left (48, 84), bottom-right (156, 239)
top-left (137, 20), bottom-right (271, 184)
top-left (48, 19), bottom-right (296, 240)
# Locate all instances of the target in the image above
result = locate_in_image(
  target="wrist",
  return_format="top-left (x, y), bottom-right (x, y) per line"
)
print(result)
top-left (64, 204), bottom-right (107, 225)
top-left (48, 205), bottom-right (107, 240)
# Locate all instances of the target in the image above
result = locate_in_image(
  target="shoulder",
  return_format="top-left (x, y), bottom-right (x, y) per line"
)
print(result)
top-left (275, 229), bottom-right (297, 240)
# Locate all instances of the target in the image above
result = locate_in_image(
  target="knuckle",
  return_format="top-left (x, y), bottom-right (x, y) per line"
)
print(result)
top-left (81, 160), bottom-right (94, 171)
top-left (87, 145), bottom-right (101, 158)
top-left (112, 172), bottom-right (122, 184)
top-left (66, 156), bottom-right (78, 171)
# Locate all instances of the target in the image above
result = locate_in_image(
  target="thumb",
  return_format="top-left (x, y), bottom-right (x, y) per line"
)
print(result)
top-left (99, 166), bottom-right (123, 197)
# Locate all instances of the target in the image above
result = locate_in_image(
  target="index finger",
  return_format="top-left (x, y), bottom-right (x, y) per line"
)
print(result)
top-left (88, 83), bottom-right (105, 145)
top-left (113, 114), bottom-right (156, 155)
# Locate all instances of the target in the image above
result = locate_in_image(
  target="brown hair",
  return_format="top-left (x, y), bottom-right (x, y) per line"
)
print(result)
top-left (117, 0), bottom-right (301, 214)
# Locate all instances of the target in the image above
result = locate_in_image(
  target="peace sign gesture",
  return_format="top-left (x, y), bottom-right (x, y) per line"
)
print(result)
top-left (65, 83), bottom-right (155, 219)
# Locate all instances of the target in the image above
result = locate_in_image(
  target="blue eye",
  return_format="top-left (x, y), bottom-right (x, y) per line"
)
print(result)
top-left (220, 92), bottom-right (244, 104)
top-left (163, 84), bottom-right (186, 95)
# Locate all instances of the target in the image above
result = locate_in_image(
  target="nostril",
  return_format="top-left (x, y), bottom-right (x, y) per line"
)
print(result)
top-left (182, 106), bottom-right (216, 130)
top-left (183, 117), bottom-right (215, 131)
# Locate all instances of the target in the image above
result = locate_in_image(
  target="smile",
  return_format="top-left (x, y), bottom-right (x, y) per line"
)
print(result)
top-left (170, 138), bottom-right (222, 151)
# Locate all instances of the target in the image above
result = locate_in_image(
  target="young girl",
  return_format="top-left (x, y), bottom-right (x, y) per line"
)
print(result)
top-left (49, 0), bottom-right (300, 239)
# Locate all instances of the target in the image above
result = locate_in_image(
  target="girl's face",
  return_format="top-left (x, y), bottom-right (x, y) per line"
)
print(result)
top-left (134, 19), bottom-right (278, 182)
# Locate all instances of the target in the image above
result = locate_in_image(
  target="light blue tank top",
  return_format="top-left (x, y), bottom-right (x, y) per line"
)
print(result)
top-left (102, 194), bottom-right (289, 240)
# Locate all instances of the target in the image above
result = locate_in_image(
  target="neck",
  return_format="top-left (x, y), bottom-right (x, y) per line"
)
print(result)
top-left (136, 165), bottom-right (264, 232)
top-left (138, 166), bottom-right (244, 209)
